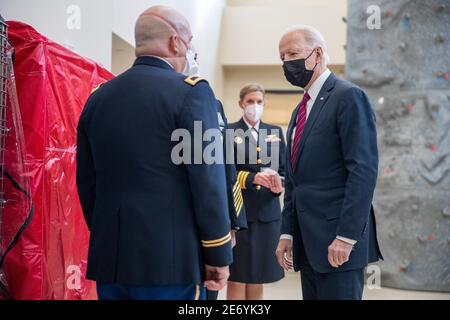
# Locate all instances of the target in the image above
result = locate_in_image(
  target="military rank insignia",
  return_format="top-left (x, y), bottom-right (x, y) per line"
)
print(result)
top-left (184, 75), bottom-right (206, 86)
top-left (90, 82), bottom-right (104, 94)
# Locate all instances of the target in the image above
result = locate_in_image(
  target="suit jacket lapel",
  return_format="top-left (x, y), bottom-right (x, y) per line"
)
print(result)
top-left (293, 73), bottom-right (337, 170)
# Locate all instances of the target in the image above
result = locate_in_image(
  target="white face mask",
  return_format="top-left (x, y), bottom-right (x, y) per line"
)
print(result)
top-left (244, 103), bottom-right (264, 122)
top-left (182, 49), bottom-right (200, 76)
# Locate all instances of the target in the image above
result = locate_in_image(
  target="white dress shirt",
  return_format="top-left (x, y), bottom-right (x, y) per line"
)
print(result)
top-left (290, 68), bottom-right (331, 149)
top-left (243, 117), bottom-right (260, 142)
top-left (281, 69), bottom-right (357, 246)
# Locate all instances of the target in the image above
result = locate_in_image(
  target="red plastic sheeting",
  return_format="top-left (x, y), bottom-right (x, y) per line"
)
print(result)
top-left (0, 36), bottom-right (33, 300)
top-left (3, 21), bottom-right (114, 299)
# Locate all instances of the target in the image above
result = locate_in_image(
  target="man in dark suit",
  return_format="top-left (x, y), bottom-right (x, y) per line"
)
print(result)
top-left (275, 25), bottom-right (383, 300)
top-left (76, 5), bottom-right (232, 300)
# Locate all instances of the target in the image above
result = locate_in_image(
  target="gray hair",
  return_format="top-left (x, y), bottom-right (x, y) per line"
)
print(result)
top-left (283, 24), bottom-right (330, 64)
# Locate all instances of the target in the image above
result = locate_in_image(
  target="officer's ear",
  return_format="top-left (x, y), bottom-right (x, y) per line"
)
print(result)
top-left (169, 34), bottom-right (181, 56)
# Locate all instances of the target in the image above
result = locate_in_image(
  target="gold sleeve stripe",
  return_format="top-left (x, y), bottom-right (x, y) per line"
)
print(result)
top-left (237, 171), bottom-right (245, 189)
top-left (202, 234), bottom-right (232, 248)
top-left (201, 233), bottom-right (231, 245)
top-left (233, 182), bottom-right (241, 199)
top-left (234, 192), bottom-right (244, 217)
top-left (235, 203), bottom-right (243, 217)
top-left (232, 180), bottom-right (240, 194)
top-left (234, 189), bottom-right (242, 206)
top-left (233, 179), bottom-right (244, 217)
top-left (237, 171), bottom-right (250, 189)
top-left (233, 186), bottom-right (242, 204)
top-left (195, 285), bottom-right (200, 300)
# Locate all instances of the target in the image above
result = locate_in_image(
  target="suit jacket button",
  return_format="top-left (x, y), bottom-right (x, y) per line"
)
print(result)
top-left (257, 159), bottom-right (262, 164)
top-left (256, 185), bottom-right (261, 190)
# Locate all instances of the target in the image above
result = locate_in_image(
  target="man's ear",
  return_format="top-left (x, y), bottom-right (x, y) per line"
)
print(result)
top-left (316, 47), bottom-right (324, 64)
top-left (169, 34), bottom-right (180, 56)
top-left (239, 100), bottom-right (245, 109)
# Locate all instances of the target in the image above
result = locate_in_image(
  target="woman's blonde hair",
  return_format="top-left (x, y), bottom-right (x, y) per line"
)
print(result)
top-left (239, 83), bottom-right (265, 101)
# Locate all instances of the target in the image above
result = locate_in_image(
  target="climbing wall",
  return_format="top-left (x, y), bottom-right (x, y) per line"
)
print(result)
top-left (345, 0), bottom-right (450, 291)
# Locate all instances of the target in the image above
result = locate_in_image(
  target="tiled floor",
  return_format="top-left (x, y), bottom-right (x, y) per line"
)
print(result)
top-left (218, 271), bottom-right (450, 300)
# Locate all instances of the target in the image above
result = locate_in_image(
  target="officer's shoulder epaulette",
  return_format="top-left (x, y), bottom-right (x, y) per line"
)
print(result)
top-left (90, 82), bottom-right (105, 94)
top-left (184, 75), bottom-right (207, 86)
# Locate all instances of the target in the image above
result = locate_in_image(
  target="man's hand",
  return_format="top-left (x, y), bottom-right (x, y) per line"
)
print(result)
top-left (253, 172), bottom-right (272, 188)
top-left (328, 238), bottom-right (353, 268)
top-left (204, 265), bottom-right (229, 291)
top-left (275, 239), bottom-right (293, 271)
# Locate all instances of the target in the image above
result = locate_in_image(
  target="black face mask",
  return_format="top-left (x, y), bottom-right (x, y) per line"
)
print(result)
top-left (283, 49), bottom-right (317, 88)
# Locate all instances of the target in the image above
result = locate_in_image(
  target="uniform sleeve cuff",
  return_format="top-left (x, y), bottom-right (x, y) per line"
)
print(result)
top-left (201, 233), bottom-right (233, 266)
top-left (237, 171), bottom-right (250, 189)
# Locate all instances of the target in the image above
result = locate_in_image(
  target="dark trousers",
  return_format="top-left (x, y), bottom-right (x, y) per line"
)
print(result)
top-left (300, 266), bottom-right (364, 300)
top-left (97, 283), bottom-right (206, 300)
top-left (297, 227), bottom-right (364, 300)
top-left (206, 290), bottom-right (219, 300)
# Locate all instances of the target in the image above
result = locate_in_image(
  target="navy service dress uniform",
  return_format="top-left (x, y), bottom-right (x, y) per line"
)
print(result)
top-left (206, 101), bottom-right (248, 300)
top-left (76, 56), bottom-right (233, 300)
top-left (227, 118), bottom-right (286, 283)
top-left (216, 100), bottom-right (247, 232)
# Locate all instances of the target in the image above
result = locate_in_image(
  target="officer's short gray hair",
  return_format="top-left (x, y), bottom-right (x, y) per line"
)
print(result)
top-left (283, 24), bottom-right (330, 65)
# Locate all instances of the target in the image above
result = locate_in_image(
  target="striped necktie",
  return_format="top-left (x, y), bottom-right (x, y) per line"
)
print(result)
top-left (291, 92), bottom-right (311, 170)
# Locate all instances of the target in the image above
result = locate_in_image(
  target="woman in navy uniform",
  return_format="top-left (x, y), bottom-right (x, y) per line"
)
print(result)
top-left (227, 83), bottom-right (286, 300)
top-left (206, 100), bottom-right (248, 301)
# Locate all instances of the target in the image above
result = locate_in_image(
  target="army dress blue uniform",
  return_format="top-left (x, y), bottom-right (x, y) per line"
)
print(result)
top-left (76, 56), bottom-right (233, 300)
top-left (227, 118), bottom-right (286, 284)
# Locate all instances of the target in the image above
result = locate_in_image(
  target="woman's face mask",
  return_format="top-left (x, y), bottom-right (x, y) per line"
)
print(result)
top-left (244, 103), bottom-right (264, 123)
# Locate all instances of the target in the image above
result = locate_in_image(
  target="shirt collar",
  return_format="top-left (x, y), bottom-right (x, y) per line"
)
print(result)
top-left (307, 68), bottom-right (331, 102)
top-left (141, 55), bottom-right (174, 69)
top-left (242, 117), bottom-right (260, 131)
